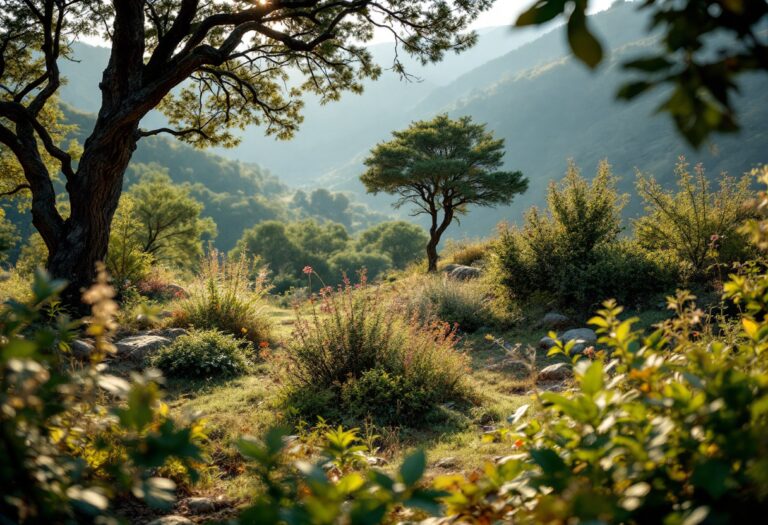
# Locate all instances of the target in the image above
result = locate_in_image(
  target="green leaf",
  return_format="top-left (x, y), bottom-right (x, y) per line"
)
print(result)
top-left (579, 361), bottom-right (604, 396)
top-left (400, 449), bottom-right (426, 486)
top-left (530, 447), bottom-right (567, 475)
top-left (567, 6), bottom-right (604, 69)
top-left (516, 0), bottom-right (567, 27)
top-left (691, 460), bottom-right (730, 498)
top-left (624, 56), bottom-right (673, 72)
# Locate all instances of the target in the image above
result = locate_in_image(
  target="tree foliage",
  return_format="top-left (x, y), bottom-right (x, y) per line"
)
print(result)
top-left (356, 221), bottom-right (428, 269)
top-left (0, 0), bottom-right (494, 304)
top-left (361, 114), bottom-right (526, 271)
top-left (125, 172), bottom-right (216, 267)
top-left (516, 0), bottom-right (768, 146)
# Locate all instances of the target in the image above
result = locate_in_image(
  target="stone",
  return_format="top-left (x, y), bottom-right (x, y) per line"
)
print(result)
top-left (163, 283), bottom-right (189, 299)
top-left (561, 328), bottom-right (597, 354)
top-left (538, 362), bottom-right (572, 381)
top-left (69, 339), bottom-right (94, 359)
top-left (434, 457), bottom-right (458, 469)
top-left (115, 334), bottom-right (171, 361)
top-left (184, 496), bottom-right (217, 514)
top-left (538, 336), bottom-right (557, 350)
top-left (448, 265), bottom-right (482, 281)
top-left (154, 328), bottom-right (188, 341)
top-left (442, 263), bottom-right (461, 273)
top-left (538, 312), bottom-right (570, 330)
top-left (146, 516), bottom-right (193, 525)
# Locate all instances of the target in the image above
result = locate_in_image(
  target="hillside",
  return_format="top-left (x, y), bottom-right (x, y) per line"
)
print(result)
top-left (52, 1), bottom-right (768, 241)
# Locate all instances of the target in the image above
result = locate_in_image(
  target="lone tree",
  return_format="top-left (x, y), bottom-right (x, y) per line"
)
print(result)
top-left (0, 0), bottom-right (492, 306)
top-left (361, 114), bottom-right (527, 272)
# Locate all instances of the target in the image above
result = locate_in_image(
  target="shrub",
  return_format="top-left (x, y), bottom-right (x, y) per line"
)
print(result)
top-left (489, 160), bottom-right (674, 312)
top-left (282, 275), bottom-right (470, 426)
top-left (635, 158), bottom-right (754, 280)
top-left (402, 274), bottom-right (496, 332)
top-left (443, 238), bottom-right (489, 267)
top-left (173, 251), bottom-right (272, 343)
top-left (328, 249), bottom-right (392, 283)
top-left (356, 221), bottom-right (428, 269)
top-left (106, 195), bottom-right (153, 290)
top-left (1, 269), bottom-right (201, 522)
top-left (150, 329), bottom-right (252, 379)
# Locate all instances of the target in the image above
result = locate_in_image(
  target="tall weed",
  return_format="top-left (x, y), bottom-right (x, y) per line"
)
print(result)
top-left (172, 251), bottom-right (272, 343)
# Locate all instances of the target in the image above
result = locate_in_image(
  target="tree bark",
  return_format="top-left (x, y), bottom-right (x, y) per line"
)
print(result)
top-left (425, 207), bottom-right (454, 273)
top-left (45, 120), bottom-right (139, 308)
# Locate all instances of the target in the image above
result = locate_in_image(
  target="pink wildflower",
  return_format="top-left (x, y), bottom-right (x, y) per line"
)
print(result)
top-left (303, 265), bottom-right (313, 275)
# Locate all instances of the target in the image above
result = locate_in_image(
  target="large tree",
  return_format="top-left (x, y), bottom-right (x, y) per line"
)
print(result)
top-left (0, 0), bottom-right (492, 306)
top-left (361, 114), bottom-right (527, 272)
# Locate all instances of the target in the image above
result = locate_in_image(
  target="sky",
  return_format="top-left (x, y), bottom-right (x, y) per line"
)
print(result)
top-left (470, 0), bottom-right (618, 30)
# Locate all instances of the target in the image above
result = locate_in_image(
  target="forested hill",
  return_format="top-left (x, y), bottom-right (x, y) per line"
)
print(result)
top-left (53, 0), bottom-right (768, 241)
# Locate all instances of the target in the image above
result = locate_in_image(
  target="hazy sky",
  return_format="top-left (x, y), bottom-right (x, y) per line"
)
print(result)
top-left (471, 0), bottom-right (618, 30)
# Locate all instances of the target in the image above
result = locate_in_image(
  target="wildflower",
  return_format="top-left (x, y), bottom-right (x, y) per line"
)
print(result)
top-left (259, 341), bottom-right (269, 348)
top-left (303, 265), bottom-right (313, 275)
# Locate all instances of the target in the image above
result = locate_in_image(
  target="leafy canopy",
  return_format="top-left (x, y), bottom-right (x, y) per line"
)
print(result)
top-left (362, 114), bottom-right (527, 215)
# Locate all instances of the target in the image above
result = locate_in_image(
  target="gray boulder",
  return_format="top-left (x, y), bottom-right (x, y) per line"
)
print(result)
top-left (153, 328), bottom-right (188, 341)
top-left (442, 263), bottom-right (461, 273)
top-left (69, 339), bottom-right (94, 359)
top-left (184, 496), bottom-right (217, 514)
top-left (538, 312), bottom-right (570, 330)
top-left (561, 328), bottom-right (597, 354)
top-left (146, 516), bottom-right (193, 525)
top-left (115, 334), bottom-right (171, 361)
top-left (538, 336), bottom-right (557, 350)
top-left (448, 265), bottom-right (482, 281)
top-left (538, 363), bottom-right (572, 381)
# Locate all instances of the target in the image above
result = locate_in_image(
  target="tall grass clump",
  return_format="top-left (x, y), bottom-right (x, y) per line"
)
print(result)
top-left (280, 272), bottom-right (470, 426)
top-left (172, 251), bottom-right (272, 343)
top-left (443, 238), bottom-right (489, 267)
top-left (402, 274), bottom-right (497, 332)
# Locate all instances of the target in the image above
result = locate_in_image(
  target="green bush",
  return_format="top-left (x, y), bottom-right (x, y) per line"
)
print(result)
top-left (173, 251), bottom-right (272, 343)
top-left (328, 249), bottom-right (392, 282)
top-left (282, 276), bottom-right (470, 426)
top-left (489, 160), bottom-right (674, 312)
top-left (402, 274), bottom-right (496, 332)
top-left (341, 369), bottom-right (432, 426)
top-left (443, 239), bottom-right (489, 267)
top-left (635, 159), bottom-right (755, 280)
top-left (150, 329), bottom-right (252, 379)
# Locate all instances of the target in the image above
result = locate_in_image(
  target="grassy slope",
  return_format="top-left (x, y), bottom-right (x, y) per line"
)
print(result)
top-left (160, 303), bottom-right (668, 502)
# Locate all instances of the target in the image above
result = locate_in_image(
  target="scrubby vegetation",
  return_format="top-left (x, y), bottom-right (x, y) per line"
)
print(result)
top-left (280, 273), bottom-right (471, 426)
top-left (171, 252), bottom-right (272, 343)
top-left (151, 329), bottom-right (253, 379)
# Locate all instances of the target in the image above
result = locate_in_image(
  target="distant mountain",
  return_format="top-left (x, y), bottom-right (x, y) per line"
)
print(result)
top-left (54, 2), bottom-right (768, 242)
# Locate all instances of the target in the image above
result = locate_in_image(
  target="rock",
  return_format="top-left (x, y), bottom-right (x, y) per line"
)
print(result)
top-left (184, 496), bottom-right (217, 514)
top-left (434, 457), bottom-right (458, 469)
top-left (538, 336), bottom-right (557, 350)
top-left (115, 334), bottom-right (171, 361)
top-left (538, 363), bottom-right (572, 381)
top-left (448, 265), bottom-right (482, 281)
top-left (561, 328), bottom-right (597, 354)
top-left (163, 283), bottom-right (188, 299)
top-left (69, 339), bottom-right (94, 359)
top-left (0, 271), bottom-right (10, 282)
top-left (146, 516), bottom-right (193, 525)
top-left (153, 328), bottom-right (188, 341)
top-left (538, 312), bottom-right (570, 330)
top-left (367, 456), bottom-right (388, 466)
